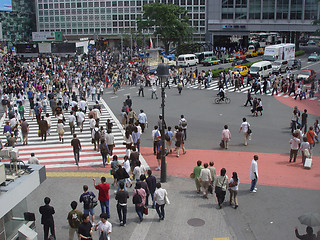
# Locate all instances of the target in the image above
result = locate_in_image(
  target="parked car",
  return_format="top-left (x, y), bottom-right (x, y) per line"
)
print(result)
top-left (308, 52), bottom-right (320, 61)
top-left (202, 56), bottom-right (221, 66)
top-left (232, 52), bottom-right (246, 59)
top-left (231, 66), bottom-right (249, 77)
top-left (297, 69), bottom-right (316, 83)
top-left (288, 59), bottom-right (301, 70)
top-left (245, 50), bottom-right (258, 58)
top-left (231, 59), bottom-right (249, 66)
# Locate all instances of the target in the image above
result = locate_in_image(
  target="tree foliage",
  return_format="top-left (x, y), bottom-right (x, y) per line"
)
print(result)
top-left (137, 3), bottom-right (192, 54)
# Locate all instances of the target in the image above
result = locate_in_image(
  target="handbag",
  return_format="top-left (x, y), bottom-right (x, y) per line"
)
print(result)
top-left (165, 195), bottom-right (170, 205)
top-left (143, 206), bottom-right (149, 215)
top-left (190, 172), bottom-right (195, 179)
top-left (220, 140), bottom-right (224, 148)
top-left (215, 176), bottom-right (226, 193)
top-left (247, 127), bottom-right (252, 134)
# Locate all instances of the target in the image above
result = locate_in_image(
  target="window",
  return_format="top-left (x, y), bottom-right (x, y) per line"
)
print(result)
top-left (305, 0), bottom-right (318, 20)
top-left (60, 3), bottom-right (64, 8)
top-left (65, 3), bottom-right (70, 8)
top-left (77, 2), bottom-right (81, 7)
top-left (222, 0), bottom-right (234, 19)
top-left (71, 2), bottom-right (75, 8)
top-left (290, 0), bottom-right (303, 19)
top-left (276, 0), bottom-right (289, 19)
top-left (89, 2), bottom-right (93, 7)
top-left (94, 1), bottom-right (99, 7)
top-left (100, 2), bottom-right (105, 7)
top-left (249, 0), bottom-right (261, 19)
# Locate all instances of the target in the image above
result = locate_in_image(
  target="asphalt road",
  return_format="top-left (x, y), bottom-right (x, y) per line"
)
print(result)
top-left (102, 50), bottom-right (320, 157)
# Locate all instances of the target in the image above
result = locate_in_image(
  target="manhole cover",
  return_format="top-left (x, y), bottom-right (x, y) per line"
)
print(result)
top-left (187, 218), bottom-right (205, 227)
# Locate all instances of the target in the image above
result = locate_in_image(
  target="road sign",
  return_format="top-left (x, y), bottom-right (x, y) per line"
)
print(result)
top-left (88, 44), bottom-right (93, 51)
top-left (11, 47), bottom-right (16, 53)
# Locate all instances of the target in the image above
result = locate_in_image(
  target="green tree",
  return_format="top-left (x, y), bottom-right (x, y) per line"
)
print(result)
top-left (137, 3), bottom-right (192, 54)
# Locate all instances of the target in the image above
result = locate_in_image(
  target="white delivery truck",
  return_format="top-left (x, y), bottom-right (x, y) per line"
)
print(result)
top-left (263, 43), bottom-right (295, 62)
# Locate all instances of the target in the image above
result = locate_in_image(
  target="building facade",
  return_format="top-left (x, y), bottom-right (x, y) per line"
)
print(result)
top-left (207, 0), bottom-right (320, 40)
top-left (35, 0), bottom-right (206, 43)
top-left (0, 0), bottom-right (36, 43)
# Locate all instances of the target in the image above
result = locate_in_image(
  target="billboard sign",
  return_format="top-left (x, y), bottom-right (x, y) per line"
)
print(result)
top-left (32, 32), bottom-right (63, 42)
top-left (0, 0), bottom-right (12, 11)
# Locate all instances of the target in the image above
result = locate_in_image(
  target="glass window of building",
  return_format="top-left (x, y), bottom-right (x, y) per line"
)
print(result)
top-left (107, 8), bottom-right (111, 13)
top-left (83, 9), bottom-right (88, 14)
top-left (112, 1), bottom-right (117, 6)
top-left (38, 4), bottom-right (43, 9)
top-left (89, 9), bottom-right (94, 14)
top-left (71, 2), bottom-right (76, 8)
top-left (49, 3), bottom-right (53, 8)
top-left (89, 22), bottom-right (94, 27)
top-left (89, 15), bottom-right (94, 20)
top-left (130, 1), bottom-right (135, 5)
top-left (67, 29), bottom-right (71, 34)
top-left (118, 1), bottom-right (123, 6)
top-left (77, 16), bottom-right (82, 21)
top-left (71, 9), bottom-right (76, 14)
top-left (83, 2), bottom-right (87, 7)
top-left (101, 28), bottom-right (106, 33)
top-left (174, 0), bottom-right (179, 5)
top-left (84, 29), bottom-right (88, 34)
top-left (101, 8), bottom-right (105, 13)
top-left (101, 22), bottom-right (106, 26)
top-left (89, 2), bottom-right (93, 7)
top-left (84, 22), bottom-right (88, 27)
top-left (200, 20), bottom-right (205, 26)
top-left (276, 0), bottom-right (289, 19)
top-left (125, 21), bottom-right (130, 26)
top-left (60, 3), bottom-right (64, 8)
top-left (124, 1), bottom-right (129, 6)
top-left (181, 0), bottom-right (185, 4)
top-left (249, 0), bottom-right (261, 19)
top-left (194, 0), bottom-right (199, 5)
top-left (66, 9), bottom-right (70, 14)
top-left (290, 0), bottom-right (303, 19)
top-left (43, 3), bottom-right (48, 9)
top-left (100, 1), bottom-right (105, 7)
top-left (95, 8), bottom-right (99, 14)
top-left (66, 16), bottom-right (71, 21)
top-left (83, 15), bottom-right (88, 21)
top-left (94, 1), bottom-right (99, 7)
top-left (187, 6), bottom-right (192, 11)
top-left (54, 10), bottom-right (59, 15)
top-left (131, 14), bottom-right (136, 19)
top-left (89, 29), bottom-right (94, 34)
top-left (222, 0), bottom-right (234, 19)
top-left (50, 16), bottom-right (54, 21)
top-left (77, 9), bottom-right (82, 14)
top-left (78, 29), bottom-right (83, 34)
top-left (112, 8), bottom-right (118, 13)
top-left (54, 3), bottom-right (58, 8)
top-left (194, 6), bottom-right (199, 11)
top-left (262, 0), bottom-right (274, 19)
top-left (44, 17), bottom-right (49, 22)
top-left (106, 1), bottom-right (111, 6)
top-left (119, 8), bottom-right (123, 13)
top-left (131, 7), bottom-right (136, 13)
top-left (65, 2), bottom-right (70, 8)
top-left (305, 0), bottom-right (318, 19)
top-left (77, 2), bottom-right (81, 7)
top-left (235, 0), bottom-right (247, 19)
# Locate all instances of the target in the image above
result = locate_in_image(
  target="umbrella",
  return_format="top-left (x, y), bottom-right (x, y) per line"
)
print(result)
top-left (298, 212), bottom-right (320, 227)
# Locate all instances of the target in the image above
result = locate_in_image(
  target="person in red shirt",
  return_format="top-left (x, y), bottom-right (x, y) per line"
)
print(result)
top-left (306, 126), bottom-right (317, 154)
top-left (93, 177), bottom-right (110, 218)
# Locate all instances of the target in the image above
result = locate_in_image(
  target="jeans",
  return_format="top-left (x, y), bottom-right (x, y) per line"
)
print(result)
top-left (101, 153), bottom-right (107, 167)
top-left (156, 203), bottom-right (165, 219)
top-left (73, 150), bottom-right (79, 165)
top-left (250, 178), bottom-right (258, 191)
top-left (100, 200), bottom-right (110, 217)
top-left (117, 204), bottom-right (127, 224)
top-left (146, 192), bottom-right (155, 207)
top-left (135, 205), bottom-right (144, 220)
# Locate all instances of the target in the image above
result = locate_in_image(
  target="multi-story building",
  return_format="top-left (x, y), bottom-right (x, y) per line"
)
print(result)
top-left (35, 0), bottom-right (207, 44)
top-left (0, 0), bottom-right (36, 43)
top-left (207, 0), bottom-right (320, 46)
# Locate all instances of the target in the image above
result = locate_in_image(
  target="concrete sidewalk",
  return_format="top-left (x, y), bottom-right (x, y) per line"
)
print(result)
top-left (27, 174), bottom-right (235, 240)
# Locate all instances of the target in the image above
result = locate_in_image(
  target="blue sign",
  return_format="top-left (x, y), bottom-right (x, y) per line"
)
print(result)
top-left (88, 44), bottom-right (93, 51)
top-left (11, 47), bottom-right (16, 53)
top-left (0, 0), bottom-right (12, 11)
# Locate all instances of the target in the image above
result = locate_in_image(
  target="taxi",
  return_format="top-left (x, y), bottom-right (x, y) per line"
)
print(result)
top-left (257, 47), bottom-right (264, 55)
top-left (245, 50), bottom-right (258, 57)
top-left (202, 56), bottom-right (221, 66)
top-left (232, 52), bottom-right (246, 59)
top-left (231, 65), bottom-right (249, 77)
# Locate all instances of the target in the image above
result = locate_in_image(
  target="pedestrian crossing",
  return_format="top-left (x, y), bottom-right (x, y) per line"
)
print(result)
top-left (133, 78), bottom-right (320, 101)
top-left (0, 99), bottom-right (128, 169)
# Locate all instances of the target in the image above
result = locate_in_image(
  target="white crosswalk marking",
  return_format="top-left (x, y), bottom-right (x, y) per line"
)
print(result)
top-left (0, 98), bottom-right (149, 170)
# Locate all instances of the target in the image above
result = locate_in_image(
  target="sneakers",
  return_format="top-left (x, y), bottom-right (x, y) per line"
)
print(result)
top-left (155, 167), bottom-right (161, 171)
top-left (254, 187), bottom-right (257, 191)
top-left (250, 190), bottom-right (257, 193)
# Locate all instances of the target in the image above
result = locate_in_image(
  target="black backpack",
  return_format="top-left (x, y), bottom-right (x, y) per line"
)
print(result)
top-left (132, 190), bottom-right (142, 204)
top-left (165, 132), bottom-right (170, 141)
top-left (84, 192), bottom-right (98, 209)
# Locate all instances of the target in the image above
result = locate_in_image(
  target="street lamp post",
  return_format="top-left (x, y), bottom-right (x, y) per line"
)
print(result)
top-left (156, 63), bottom-right (170, 183)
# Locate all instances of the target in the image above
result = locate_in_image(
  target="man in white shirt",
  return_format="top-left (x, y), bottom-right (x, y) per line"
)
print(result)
top-left (289, 132), bottom-right (300, 163)
top-left (239, 117), bottom-right (250, 146)
top-left (105, 129), bottom-right (115, 155)
top-left (132, 161), bottom-right (146, 181)
top-left (89, 116), bottom-right (96, 133)
top-left (249, 155), bottom-right (259, 193)
top-left (68, 111), bottom-right (76, 134)
top-left (76, 110), bottom-right (85, 132)
top-left (95, 213), bottom-right (112, 240)
top-left (138, 110), bottom-right (147, 133)
top-left (199, 163), bottom-right (212, 198)
top-left (78, 99), bottom-right (87, 113)
top-left (178, 115), bottom-right (187, 140)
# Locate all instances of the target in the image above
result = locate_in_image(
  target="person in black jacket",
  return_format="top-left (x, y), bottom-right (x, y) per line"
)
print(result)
top-left (115, 182), bottom-right (129, 226)
top-left (39, 197), bottom-right (56, 240)
top-left (146, 170), bottom-right (157, 207)
top-left (115, 165), bottom-right (129, 192)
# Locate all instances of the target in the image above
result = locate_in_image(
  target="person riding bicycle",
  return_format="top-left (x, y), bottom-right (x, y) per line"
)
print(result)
top-left (218, 88), bottom-right (225, 101)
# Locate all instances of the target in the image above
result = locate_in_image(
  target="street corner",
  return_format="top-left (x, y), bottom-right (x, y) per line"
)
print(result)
top-left (141, 147), bottom-right (320, 190)
top-left (273, 93), bottom-right (320, 116)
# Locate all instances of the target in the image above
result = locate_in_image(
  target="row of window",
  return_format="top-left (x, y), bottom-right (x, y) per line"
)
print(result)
top-left (38, 7), bottom-right (205, 16)
top-left (37, 0), bottom-right (205, 8)
top-left (37, 27), bottom-right (206, 35)
top-left (38, 20), bottom-right (205, 28)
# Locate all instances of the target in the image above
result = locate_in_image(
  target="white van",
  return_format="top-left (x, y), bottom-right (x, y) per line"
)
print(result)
top-left (177, 54), bottom-right (199, 67)
top-left (249, 61), bottom-right (272, 78)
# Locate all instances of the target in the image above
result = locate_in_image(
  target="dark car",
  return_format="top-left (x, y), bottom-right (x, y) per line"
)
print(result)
top-left (288, 59), bottom-right (301, 70)
top-left (232, 59), bottom-right (249, 66)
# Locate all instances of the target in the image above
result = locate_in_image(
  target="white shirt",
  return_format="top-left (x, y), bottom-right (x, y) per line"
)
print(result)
top-left (68, 115), bottom-right (76, 124)
top-left (199, 168), bottom-right (212, 182)
top-left (290, 137), bottom-right (300, 150)
top-left (241, 122), bottom-right (250, 133)
top-left (78, 100), bottom-right (87, 111)
top-left (250, 159), bottom-right (258, 180)
top-left (76, 111), bottom-right (85, 122)
top-left (133, 165), bottom-right (146, 180)
top-left (123, 160), bottom-right (130, 173)
top-left (89, 118), bottom-right (96, 128)
top-left (105, 133), bottom-right (114, 145)
top-left (138, 112), bottom-right (147, 123)
top-left (96, 220), bottom-right (112, 240)
top-left (229, 178), bottom-right (239, 191)
top-left (154, 188), bottom-right (167, 205)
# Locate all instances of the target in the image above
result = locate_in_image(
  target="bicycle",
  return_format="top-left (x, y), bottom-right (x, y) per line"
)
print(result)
top-left (214, 96), bottom-right (231, 104)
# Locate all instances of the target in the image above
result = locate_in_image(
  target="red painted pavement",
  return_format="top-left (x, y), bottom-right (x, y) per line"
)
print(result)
top-left (141, 147), bottom-right (320, 191)
top-left (274, 94), bottom-right (320, 116)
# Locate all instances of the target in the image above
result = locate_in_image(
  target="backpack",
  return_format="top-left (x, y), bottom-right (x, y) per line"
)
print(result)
top-left (94, 129), bottom-right (101, 140)
top-left (132, 190), bottom-right (142, 204)
top-left (84, 192), bottom-right (98, 209)
top-left (100, 143), bottom-right (109, 155)
top-left (181, 119), bottom-right (187, 127)
top-left (165, 132), bottom-right (170, 141)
